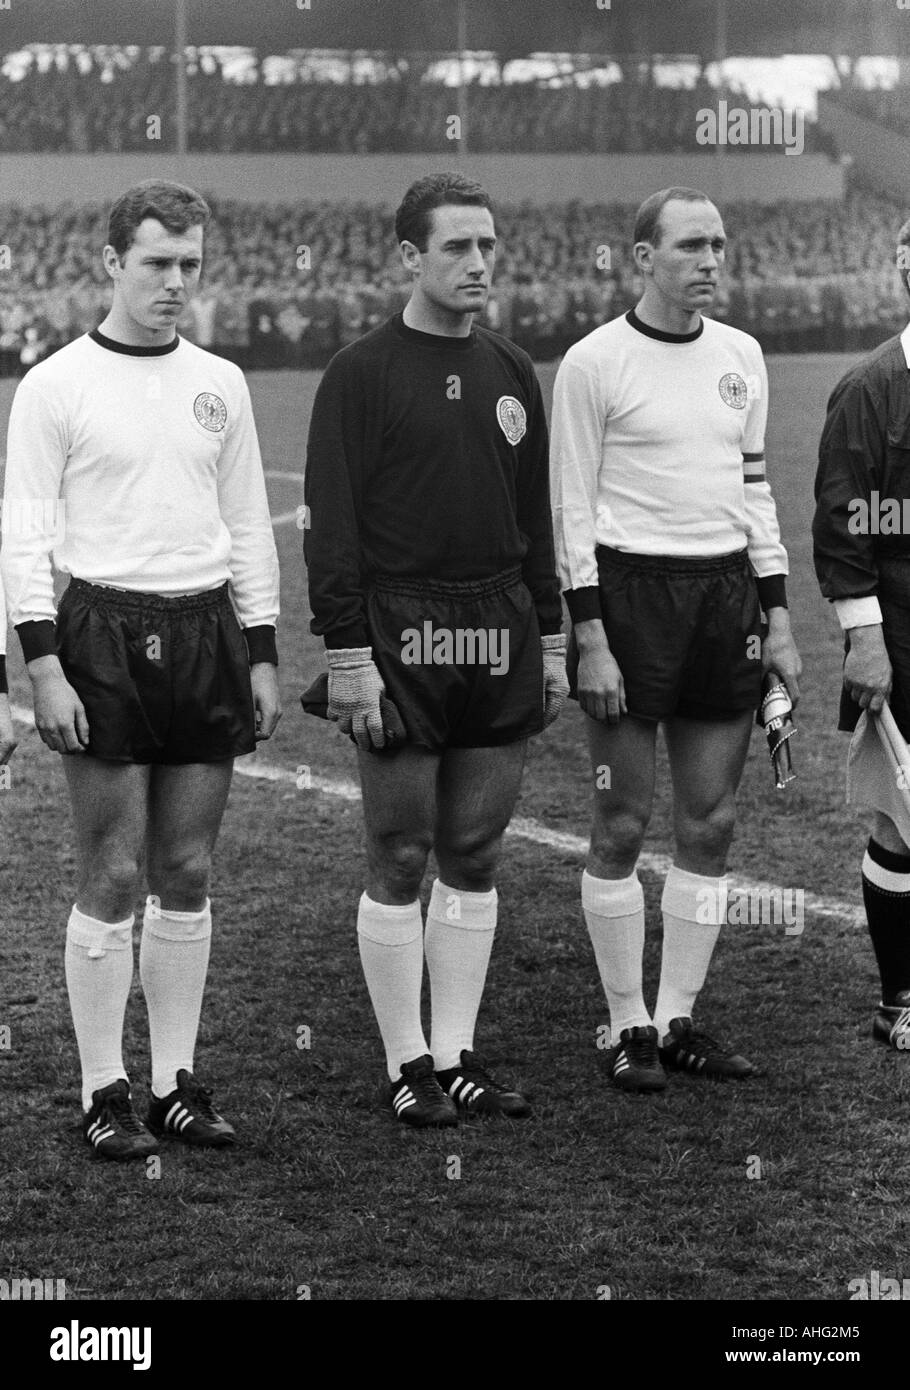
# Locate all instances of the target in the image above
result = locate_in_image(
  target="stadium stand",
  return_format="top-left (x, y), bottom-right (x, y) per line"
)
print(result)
top-left (0, 42), bottom-right (901, 370)
top-left (0, 190), bottom-right (905, 374)
top-left (0, 54), bottom-right (831, 155)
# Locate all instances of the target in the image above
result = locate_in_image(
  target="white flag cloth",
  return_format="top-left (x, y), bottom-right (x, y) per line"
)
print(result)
top-left (846, 702), bottom-right (910, 844)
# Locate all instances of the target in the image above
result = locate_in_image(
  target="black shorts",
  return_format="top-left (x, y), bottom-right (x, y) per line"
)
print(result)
top-left (56, 578), bottom-right (256, 764)
top-left (568, 546), bottom-right (763, 722)
top-left (840, 556), bottom-right (910, 738)
top-left (366, 567), bottom-right (544, 751)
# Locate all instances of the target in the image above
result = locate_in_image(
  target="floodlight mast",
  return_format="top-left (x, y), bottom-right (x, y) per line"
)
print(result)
top-left (715, 0), bottom-right (727, 163)
top-left (175, 0), bottom-right (188, 156)
top-left (457, 0), bottom-right (469, 157)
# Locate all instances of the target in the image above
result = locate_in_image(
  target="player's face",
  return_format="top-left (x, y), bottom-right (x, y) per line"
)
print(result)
top-left (639, 200), bottom-right (726, 317)
top-left (406, 204), bottom-right (497, 320)
top-left (105, 218), bottom-right (204, 337)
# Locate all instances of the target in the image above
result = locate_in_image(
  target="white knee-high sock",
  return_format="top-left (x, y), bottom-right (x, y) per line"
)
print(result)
top-left (425, 879), bottom-right (497, 1070)
top-left (653, 865), bottom-right (728, 1040)
top-left (65, 906), bottom-right (135, 1111)
top-left (140, 896), bottom-right (212, 1099)
top-left (582, 869), bottom-right (649, 1042)
top-left (356, 893), bottom-right (427, 1081)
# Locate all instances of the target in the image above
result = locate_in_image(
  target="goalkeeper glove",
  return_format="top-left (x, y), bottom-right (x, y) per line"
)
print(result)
top-left (541, 633), bottom-right (569, 728)
top-left (326, 647), bottom-right (387, 751)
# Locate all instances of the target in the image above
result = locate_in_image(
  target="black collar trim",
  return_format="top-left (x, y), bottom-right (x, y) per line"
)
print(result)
top-left (626, 308), bottom-right (704, 343)
top-left (90, 328), bottom-right (181, 357)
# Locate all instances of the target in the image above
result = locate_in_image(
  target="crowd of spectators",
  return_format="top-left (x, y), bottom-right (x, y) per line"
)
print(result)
top-left (0, 191), bottom-right (906, 375)
top-left (0, 51), bottom-right (831, 154)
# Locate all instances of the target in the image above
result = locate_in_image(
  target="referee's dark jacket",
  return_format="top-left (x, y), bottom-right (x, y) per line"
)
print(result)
top-left (814, 326), bottom-right (910, 617)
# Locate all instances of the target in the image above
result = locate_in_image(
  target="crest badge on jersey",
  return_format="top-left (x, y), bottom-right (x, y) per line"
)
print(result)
top-left (496, 395), bottom-right (527, 445)
top-left (718, 372), bottom-right (748, 410)
top-left (194, 392), bottom-right (228, 432)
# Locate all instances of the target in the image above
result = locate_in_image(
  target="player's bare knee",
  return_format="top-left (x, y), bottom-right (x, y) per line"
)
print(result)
top-left (590, 805), bottom-right (648, 868)
top-left (676, 799), bottom-right (737, 862)
top-left (368, 833), bottom-right (431, 899)
top-left (147, 849), bottom-right (212, 905)
top-left (436, 830), bottom-right (502, 890)
top-left (88, 853), bottom-right (142, 917)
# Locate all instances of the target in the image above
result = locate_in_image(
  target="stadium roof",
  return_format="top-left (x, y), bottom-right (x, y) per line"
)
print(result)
top-left (3, 0), bottom-right (906, 59)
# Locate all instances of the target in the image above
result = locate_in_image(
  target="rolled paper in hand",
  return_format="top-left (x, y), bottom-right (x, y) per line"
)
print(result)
top-left (760, 671), bottom-right (796, 789)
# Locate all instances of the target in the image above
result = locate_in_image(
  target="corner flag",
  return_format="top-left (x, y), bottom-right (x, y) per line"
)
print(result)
top-left (846, 701), bottom-right (910, 844)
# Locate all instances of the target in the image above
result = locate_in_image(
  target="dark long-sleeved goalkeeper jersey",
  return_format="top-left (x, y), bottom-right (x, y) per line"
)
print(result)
top-left (304, 312), bottom-right (563, 648)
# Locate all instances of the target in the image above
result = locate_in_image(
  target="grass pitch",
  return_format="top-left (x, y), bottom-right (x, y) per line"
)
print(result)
top-left (2, 355), bottom-right (909, 1305)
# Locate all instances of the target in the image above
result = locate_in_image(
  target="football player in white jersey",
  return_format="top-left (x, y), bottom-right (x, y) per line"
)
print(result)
top-left (550, 187), bottom-right (802, 1091)
top-left (1, 181), bottom-right (280, 1159)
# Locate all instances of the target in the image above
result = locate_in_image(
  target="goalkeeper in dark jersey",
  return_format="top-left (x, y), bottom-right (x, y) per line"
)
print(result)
top-left (304, 172), bottom-right (568, 1127)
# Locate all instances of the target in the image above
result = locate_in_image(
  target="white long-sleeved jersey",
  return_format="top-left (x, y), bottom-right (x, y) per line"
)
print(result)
top-left (1, 330), bottom-right (279, 658)
top-left (550, 310), bottom-right (788, 616)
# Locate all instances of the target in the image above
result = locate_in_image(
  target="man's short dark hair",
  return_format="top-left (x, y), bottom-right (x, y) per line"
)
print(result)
top-left (898, 218), bottom-right (910, 296)
top-left (394, 172), bottom-right (493, 252)
top-left (633, 186), bottom-right (713, 248)
top-left (107, 180), bottom-right (211, 260)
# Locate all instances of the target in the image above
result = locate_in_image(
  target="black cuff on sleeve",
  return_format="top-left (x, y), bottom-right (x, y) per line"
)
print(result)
top-left (755, 574), bottom-right (788, 613)
top-left (565, 587), bottom-right (603, 624)
top-left (17, 619), bottom-right (57, 663)
top-left (244, 625), bottom-right (278, 666)
top-left (322, 623), bottom-right (371, 651)
top-left (0, 656), bottom-right (7, 695)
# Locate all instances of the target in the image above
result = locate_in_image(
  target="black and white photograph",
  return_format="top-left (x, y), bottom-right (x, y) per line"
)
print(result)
top-left (0, 0), bottom-right (909, 1355)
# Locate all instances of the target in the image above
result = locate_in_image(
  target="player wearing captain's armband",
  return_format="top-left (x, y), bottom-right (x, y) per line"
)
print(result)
top-left (1, 181), bottom-right (281, 1160)
top-left (550, 187), bottom-right (802, 1093)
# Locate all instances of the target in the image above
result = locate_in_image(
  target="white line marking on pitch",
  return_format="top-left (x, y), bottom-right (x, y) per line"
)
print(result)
top-left (9, 704), bottom-right (862, 927)
top-left (236, 750), bottom-right (862, 926)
